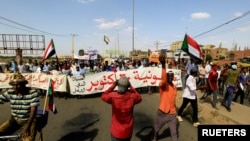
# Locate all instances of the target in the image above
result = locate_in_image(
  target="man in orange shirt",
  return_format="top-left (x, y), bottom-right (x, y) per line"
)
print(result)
top-left (152, 55), bottom-right (178, 141)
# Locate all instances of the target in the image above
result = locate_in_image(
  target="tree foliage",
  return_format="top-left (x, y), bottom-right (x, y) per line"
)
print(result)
top-left (78, 49), bottom-right (84, 56)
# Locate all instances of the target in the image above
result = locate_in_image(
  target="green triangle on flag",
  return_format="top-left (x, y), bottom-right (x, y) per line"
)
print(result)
top-left (181, 34), bottom-right (203, 64)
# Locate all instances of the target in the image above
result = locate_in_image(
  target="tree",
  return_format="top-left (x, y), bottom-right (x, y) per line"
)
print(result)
top-left (78, 49), bottom-right (84, 56)
top-left (219, 55), bottom-right (225, 60)
top-left (205, 54), bottom-right (212, 63)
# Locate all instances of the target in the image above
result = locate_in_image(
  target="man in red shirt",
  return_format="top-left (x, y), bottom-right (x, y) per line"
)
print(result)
top-left (101, 76), bottom-right (142, 141)
top-left (200, 64), bottom-right (219, 108)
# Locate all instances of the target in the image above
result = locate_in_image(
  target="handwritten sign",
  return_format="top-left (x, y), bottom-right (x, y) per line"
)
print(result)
top-left (0, 68), bottom-right (182, 95)
top-left (0, 73), bottom-right (67, 92)
top-left (149, 51), bottom-right (160, 63)
top-left (68, 67), bottom-right (182, 95)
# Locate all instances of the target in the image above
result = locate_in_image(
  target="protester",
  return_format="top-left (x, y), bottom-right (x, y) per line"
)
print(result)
top-left (218, 64), bottom-right (229, 96)
top-left (205, 62), bottom-right (212, 82)
top-left (185, 58), bottom-right (195, 76)
top-left (152, 55), bottom-right (178, 141)
top-left (198, 62), bottom-right (206, 91)
top-left (177, 67), bottom-right (201, 127)
top-left (72, 66), bottom-right (82, 76)
top-left (221, 62), bottom-right (240, 112)
top-left (10, 59), bottom-right (18, 73)
top-left (233, 67), bottom-right (250, 104)
top-left (200, 64), bottom-right (219, 109)
top-left (101, 76), bottom-right (142, 141)
top-left (0, 73), bottom-right (40, 141)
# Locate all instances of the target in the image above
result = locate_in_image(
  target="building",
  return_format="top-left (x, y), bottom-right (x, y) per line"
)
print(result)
top-left (173, 49), bottom-right (190, 61)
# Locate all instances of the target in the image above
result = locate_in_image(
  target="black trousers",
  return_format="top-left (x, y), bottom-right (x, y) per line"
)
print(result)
top-left (178, 97), bottom-right (198, 122)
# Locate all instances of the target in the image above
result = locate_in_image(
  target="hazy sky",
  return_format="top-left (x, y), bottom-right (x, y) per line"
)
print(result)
top-left (0, 0), bottom-right (250, 56)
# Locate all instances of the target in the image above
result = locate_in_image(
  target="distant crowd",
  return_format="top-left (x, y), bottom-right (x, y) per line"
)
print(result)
top-left (1, 57), bottom-right (250, 105)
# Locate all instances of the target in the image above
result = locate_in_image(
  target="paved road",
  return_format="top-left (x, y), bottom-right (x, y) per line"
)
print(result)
top-left (0, 92), bottom-right (199, 141)
top-left (1, 89), bottom-right (250, 141)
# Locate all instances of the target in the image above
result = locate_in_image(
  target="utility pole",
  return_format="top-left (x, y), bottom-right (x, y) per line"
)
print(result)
top-left (154, 40), bottom-right (160, 51)
top-left (132, 0), bottom-right (135, 54)
top-left (116, 29), bottom-right (120, 57)
top-left (117, 30), bottom-right (120, 57)
top-left (71, 34), bottom-right (78, 60)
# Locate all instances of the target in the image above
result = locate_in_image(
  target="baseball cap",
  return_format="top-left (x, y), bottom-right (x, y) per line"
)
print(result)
top-left (118, 77), bottom-right (130, 94)
top-left (9, 73), bottom-right (28, 85)
top-left (231, 64), bottom-right (237, 70)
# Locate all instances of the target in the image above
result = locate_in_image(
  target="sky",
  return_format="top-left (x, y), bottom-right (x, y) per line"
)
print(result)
top-left (0, 0), bottom-right (250, 57)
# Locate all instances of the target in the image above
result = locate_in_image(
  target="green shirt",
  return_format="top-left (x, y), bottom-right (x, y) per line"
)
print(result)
top-left (224, 68), bottom-right (240, 86)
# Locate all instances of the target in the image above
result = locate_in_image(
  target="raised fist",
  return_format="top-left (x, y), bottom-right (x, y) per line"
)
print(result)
top-left (159, 54), bottom-right (166, 64)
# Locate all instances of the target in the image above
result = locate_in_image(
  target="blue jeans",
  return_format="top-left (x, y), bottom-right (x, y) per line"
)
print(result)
top-left (222, 86), bottom-right (235, 108)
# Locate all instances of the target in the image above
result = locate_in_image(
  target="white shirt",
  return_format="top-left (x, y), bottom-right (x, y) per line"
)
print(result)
top-left (72, 70), bottom-right (81, 76)
top-left (205, 64), bottom-right (211, 78)
top-left (183, 75), bottom-right (197, 99)
top-left (36, 67), bottom-right (42, 73)
top-left (217, 70), bottom-right (221, 80)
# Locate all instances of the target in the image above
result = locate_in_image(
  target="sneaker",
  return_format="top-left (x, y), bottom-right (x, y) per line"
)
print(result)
top-left (193, 122), bottom-right (200, 127)
top-left (221, 102), bottom-right (227, 107)
top-left (177, 116), bottom-right (183, 122)
top-left (226, 107), bottom-right (231, 112)
top-left (212, 104), bottom-right (218, 110)
top-left (200, 96), bottom-right (205, 100)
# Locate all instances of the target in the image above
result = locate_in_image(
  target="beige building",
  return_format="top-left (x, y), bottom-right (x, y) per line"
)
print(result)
top-left (169, 41), bottom-right (183, 51)
top-left (129, 40), bottom-right (250, 63)
top-left (210, 47), bottom-right (228, 60)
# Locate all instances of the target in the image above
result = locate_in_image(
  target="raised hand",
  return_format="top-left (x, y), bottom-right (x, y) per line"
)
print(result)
top-left (159, 54), bottom-right (166, 68)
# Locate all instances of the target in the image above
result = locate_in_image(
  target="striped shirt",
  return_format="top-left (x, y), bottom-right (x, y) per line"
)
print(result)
top-left (0, 88), bottom-right (39, 121)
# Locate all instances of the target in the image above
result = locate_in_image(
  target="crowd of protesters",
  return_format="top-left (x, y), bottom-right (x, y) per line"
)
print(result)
top-left (1, 56), bottom-right (250, 141)
top-left (1, 57), bottom-right (250, 105)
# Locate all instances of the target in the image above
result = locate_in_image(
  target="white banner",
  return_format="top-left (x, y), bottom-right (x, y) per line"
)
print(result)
top-left (68, 67), bottom-right (182, 95)
top-left (0, 68), bottom-right (182, 95)
top-left (74, 49), bottom-right (98, 60)
top-left (0, 73), bottom-right (67, 92)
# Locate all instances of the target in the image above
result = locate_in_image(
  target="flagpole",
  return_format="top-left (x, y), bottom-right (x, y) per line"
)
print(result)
top-left (55, 54), bottom-right (62, 72)
top-left (52, 39), bottom-right (62, 72)
top-left (43, 84), bottom-right (49, 114)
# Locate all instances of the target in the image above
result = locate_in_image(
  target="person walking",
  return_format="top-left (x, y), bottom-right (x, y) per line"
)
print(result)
top-left (152, 55), bottom-right (178, 141)
top-left (233, 67), bottom-right (250, 104)
top-left (200, 64), bottom-right (219, 109)
top-left (0, 73), bottom-right (40, 141)
top-left (198, 62), bottom-right (206, 91)
top-left (221, 62), bottom-right (240, 112)
top-left (101, 76), bottom-right (142, 141)
top-left (177, 67), bottom-right (200, 127)
top-left (219, 64), bottom-right (230, 96)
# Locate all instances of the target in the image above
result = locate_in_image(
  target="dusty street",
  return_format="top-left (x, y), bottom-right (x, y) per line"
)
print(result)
top-left (1, 89), bottom-right (249, 141)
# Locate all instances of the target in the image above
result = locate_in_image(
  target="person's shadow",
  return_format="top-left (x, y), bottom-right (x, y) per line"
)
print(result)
top-left (135, 126), bottom-right (154, 141)
top-left (135, 123), bottom-right (180, 141)
top-left (58, 113), bottom-right (99, 141)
